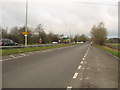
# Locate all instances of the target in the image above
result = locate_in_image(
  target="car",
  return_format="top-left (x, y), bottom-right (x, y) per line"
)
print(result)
top-left (0, 39), bottom-right (18, 46)
top-left (80, 41), bottom-right (83, 43)
top-left (52, 42), bottom-right (58, 44)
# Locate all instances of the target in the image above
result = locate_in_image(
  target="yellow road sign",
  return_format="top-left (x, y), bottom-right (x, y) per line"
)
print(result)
top-left (22, 32), bottom-right (29, 35)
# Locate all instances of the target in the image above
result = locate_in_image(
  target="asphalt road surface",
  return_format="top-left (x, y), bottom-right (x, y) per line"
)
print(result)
top-left (2, 44), bottom-right (118, 88)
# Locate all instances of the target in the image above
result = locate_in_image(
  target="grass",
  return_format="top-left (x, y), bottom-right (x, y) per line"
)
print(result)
top-left (1, 43), bottom-right (80, 56)
top-left (93, 44), bottom-right (120, 58)
top-left (106, 43), bottom-right (120, 50)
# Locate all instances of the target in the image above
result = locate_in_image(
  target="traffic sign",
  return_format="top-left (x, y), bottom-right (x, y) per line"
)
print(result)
top-left (22, 32), bottom-right (29, 35)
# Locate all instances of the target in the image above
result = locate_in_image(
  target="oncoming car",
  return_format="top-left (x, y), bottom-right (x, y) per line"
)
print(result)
top-left (0, 39), bottom-right (17, 46)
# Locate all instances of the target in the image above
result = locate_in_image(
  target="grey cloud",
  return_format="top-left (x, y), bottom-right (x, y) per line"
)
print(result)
top-left (1, 0), bottom-right (118, 37)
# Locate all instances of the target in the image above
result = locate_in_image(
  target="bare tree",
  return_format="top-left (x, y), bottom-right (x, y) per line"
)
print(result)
top-left (91, 22), bottom-right (107, 45)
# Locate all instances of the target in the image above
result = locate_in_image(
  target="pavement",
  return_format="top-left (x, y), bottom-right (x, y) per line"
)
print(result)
top-left (2, 43), bottom-right (118, 88)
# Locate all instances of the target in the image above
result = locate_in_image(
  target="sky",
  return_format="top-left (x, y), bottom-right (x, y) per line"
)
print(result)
top-left (0, 0), bottom-right (119, 38)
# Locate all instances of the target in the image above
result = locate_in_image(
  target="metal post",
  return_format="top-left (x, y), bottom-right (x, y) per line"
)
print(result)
top-left (25, 0), bottom-right (28, 46)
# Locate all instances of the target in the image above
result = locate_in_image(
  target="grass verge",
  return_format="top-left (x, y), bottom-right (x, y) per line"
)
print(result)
top-left (93, 44), bottom-right (120, 58)
top-left (1, 43), bottom-right (80, 56)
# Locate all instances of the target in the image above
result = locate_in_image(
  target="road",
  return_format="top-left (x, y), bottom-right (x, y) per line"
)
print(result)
top-left (2, 44), bottom-right (118, 88)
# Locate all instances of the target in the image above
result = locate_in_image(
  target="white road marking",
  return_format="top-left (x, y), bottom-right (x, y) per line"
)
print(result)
top-left (10, 55), bottom-right (16, 58)
top-left (21, 54), bottom-right (26, 56)
top-left (81, 61), bottom-right (84, 64)
top-left (84, 45), bottom-right (90, 58)
top-left (82, 58), bottom-right (85, 60)
top-left (67, 86), bottom-right (72, 90)
top-left (78, 65), bottom-right (81, 69)
top-left (73, 73), bottom-right (78, 79)
top-left (1, 58), bottom-right (12, 61)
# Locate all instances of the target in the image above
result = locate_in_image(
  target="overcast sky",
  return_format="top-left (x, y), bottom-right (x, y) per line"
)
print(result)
top-left (0, 0), bottom-right (119, 37)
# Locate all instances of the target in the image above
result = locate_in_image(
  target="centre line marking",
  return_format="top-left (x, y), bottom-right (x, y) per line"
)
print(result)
top-left (73, 73), bottom-right (78, 79)
top-left (78, 65), bottom-right (81, 69)
top-left (83, 58), bottom-right (85, 60)
top-left (66, 86), bottom-right (72, 90)
top-left (81, 61), bottom-right (84, 64)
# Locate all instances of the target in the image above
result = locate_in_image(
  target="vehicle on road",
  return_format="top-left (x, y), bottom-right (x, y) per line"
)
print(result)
top-left (52, 42), bottom-right (58, 44)
top-left (0, 39), bottom-right (17, 46)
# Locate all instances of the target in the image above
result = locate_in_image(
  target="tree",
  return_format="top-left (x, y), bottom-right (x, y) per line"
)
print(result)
top-left (90, 22), bottom-right (107, 45)
top-left (0, 27), bottom-right (8, 39)
top-left (34, 24), bottom-right (47, 43)
top-left (79, 34), bottom-right (87, 42)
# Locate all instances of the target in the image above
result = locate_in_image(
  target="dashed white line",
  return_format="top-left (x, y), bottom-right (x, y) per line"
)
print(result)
top-left (82, 58), bottom-right (85, 60)
top-left (73, 73), bottom-right (78, 79)
top-left (84, 45), bottom-right (90, 58)
top-left (66, 86), bottom-right (72, 90)
top-left (77, 65), bottom-right (81, 69)
top-left (81, 61), bottom-right (84, 64)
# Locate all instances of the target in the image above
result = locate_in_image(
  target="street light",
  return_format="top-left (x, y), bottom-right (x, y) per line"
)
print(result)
top-left (25, 0), bottom-right (28, 46)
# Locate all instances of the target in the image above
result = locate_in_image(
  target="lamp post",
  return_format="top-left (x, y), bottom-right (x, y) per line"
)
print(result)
top-left (25, 0), bottom-right (28, 46)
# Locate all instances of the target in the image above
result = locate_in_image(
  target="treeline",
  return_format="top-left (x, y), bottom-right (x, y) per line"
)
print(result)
top-left (90, 22), bottom-right (120, 45)
top-left (0, 24), bottom-right (89, 44)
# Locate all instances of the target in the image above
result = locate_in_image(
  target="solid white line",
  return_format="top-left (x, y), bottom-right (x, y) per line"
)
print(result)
top-left (73, 73), bottom-right (78, 79)
top-left (81, 61), bottom-right (84, 64)
top-left (1, 58), bottom-right (12, 61)
top-left (78, 65), bottom-right (81, 69)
